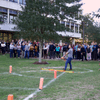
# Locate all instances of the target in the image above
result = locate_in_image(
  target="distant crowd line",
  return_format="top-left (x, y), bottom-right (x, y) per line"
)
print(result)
top-left (0, 39), bottom-right (100, 61)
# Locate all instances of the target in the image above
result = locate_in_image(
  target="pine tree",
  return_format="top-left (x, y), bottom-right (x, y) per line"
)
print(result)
top-left (15, 0), bottom-right (82, 62)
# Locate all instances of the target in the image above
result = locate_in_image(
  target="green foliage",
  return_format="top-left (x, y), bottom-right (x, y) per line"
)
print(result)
top-left (79, 15), bottom-right (100, 43)
top-left (14, 0), bottom-right (82, 41)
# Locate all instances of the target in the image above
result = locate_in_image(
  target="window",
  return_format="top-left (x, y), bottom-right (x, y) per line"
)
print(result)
top-left (23, 0), bottom-right (26, 5)
top-left (9, 10), bottom-right (17, 24)
top-left (0, 7), bottom-right (7, 24)
top-left (19, 0), bottom-right (26, 5)
top-left (4, 33), bottom-right (8, 42)
top-left (9, 15), bottom-right (13, 24)
top-left (9, 10), bottom-right (18, 15)
top-left (19, 0), bottom-right (22, 4)
top-left (9, 15), bottom-right (17, 24)
top-left (3, 14), bottom-right (8, 23)
top-left (0, 8), bottom-right (7, 13)
top-left (0, 32), bottom-right (12, 42)
top-left (9, 0), bottom-right (18, 3)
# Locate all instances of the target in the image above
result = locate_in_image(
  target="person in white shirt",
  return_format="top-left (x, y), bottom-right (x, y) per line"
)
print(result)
top-left (0, 40), bottom-right (1, 54)
top-left (10, 42), bottom-right (14, 58)
top-left (17, 43), bottom-right (21, 58)
top-left (43, 43), bottom-right (48, 59)
top-left (28, 41), bottom-right (31, 47)
top-left (46, 43), bottom-right (49, 58)
top-left (1, 41), bottom-right (6, 55)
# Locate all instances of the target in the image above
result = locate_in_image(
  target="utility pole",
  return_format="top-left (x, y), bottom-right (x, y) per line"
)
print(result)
top-left (83, 21), bottom-right (84, 44)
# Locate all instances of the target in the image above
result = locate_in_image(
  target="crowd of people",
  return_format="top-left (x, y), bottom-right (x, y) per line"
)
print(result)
top-left (0, 39), bottom-right (100, 61)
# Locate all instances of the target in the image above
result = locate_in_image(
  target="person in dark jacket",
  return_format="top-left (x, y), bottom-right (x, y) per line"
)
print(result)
top-left (98, 44), bottom-right (100, 61)
top-left (13, 44), bottom-right (17, 58)
top-left (63, 43), bottom-right (68, 56)
top-left (6, 41), bottom-right (10, 53)
top-left (49, 43), bottom-right (55, 59)
top-left (81, 45), bottom-right (87, 61)
top-left (77, 45), bottom-right (81, 60)
top-left (93, 42), bottom-right (98, 60)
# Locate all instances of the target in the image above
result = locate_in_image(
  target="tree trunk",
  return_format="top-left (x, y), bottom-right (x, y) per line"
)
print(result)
top-left (39, 42), bottom-right (42, 62)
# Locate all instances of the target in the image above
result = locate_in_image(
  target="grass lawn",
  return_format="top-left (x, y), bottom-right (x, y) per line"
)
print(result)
top-left (0, 54), bottom-right (100, 100)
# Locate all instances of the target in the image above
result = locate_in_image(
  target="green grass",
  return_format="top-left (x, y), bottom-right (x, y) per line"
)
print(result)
top-left (0, 54), bottom-right (100, 100)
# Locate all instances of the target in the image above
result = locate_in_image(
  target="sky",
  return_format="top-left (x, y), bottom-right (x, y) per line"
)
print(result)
top-left (81, 0), bottom-right (100, 22)
top-left (81, 0), bottom-right (100, 15)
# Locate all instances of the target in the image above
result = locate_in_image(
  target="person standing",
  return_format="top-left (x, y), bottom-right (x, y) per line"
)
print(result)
top-left (95, 42), bottom-right (98, 60)
top-left (0, 39), bottom-right (1, 54)
top-left (77, 44), bottom-right (81, 60)
top-left (75, 43), bottom-right (78, 59)
top-left (13, 44), bottom-right (17, 58)
top-left (62, 43), bottom-right (68, 60)
top-left (29, 44), bottom-right (34, 57)
top-left (34, 44), bottom-right (38, 58)
top-left (24, 43), bottom-right (30, 59)
top-left (21, 39), bottom-right (24, 45)
top-left (46, 43), bottom-right (49, 59)
top-left (53, 43), bottom-right (56, 59)
top-left (21, 42), bottom-right (25, 58)
top-left (98, 44), bottom-right (100, 61)
top-left (81, 45), bottom-right (87, 61)
top-left (15, 39), bottom-right (18, 44)
top-left (63, 44), bottom-right (73, 70)
top-left (55, 45), bottom-right (60, 58)
top-left (12, 40), bottom-right (15, 45)
top-left (93, 42), bottom-right (97, 60)
top-left (86, 45), bottom-right (91, 61)
top-left (17, 43), bottom-right (21, 58)
top-left (43, 43), bottom-right (48, 59)
top-left (10, 42), bottom-right (14, 58)
top-left (49, 43), bottom-right (55, 59)
top-left (84, 43), bottom-right (87, 60)
top-left (72, 45), bottom-right (75, 59)
top-left (1, 41), bottom-right (6, 55)
top-left (63, 43), bottom-right (68, 56)
top-left (6, 41), bottom-right (10, 53)
top-left (90, 43), bottom-right (93, 60)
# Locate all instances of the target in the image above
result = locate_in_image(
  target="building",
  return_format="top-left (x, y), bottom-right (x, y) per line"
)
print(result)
top-left (0, 0), bottom-right (81, 44)
top-left (57, 18), bottom-right (81, 44)
top-left (0, 0), bottom-right (24, 42)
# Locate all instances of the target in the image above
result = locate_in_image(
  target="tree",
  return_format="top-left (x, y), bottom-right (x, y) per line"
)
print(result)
top-left (80, 14), bottom-right (100, 43)
top-left (14, 0), bottom-right (82, 62)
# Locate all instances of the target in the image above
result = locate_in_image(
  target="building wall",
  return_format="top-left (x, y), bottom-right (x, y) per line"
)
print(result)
top-left (0, 31), bottom-right (13, 42)
top-left (0, 0), bottom-right (23, 11)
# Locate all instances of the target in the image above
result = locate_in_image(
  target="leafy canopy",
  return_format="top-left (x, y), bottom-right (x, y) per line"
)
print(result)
top-left (14, 0), bottom-right (82, 41)
top-left (80, 14), bottom-right (100, 43)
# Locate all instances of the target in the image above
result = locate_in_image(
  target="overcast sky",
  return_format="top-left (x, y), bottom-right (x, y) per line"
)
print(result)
top-left (81, 0), bottom-right (100, 14)
top-left (81, 0), bottom-right (100, 22)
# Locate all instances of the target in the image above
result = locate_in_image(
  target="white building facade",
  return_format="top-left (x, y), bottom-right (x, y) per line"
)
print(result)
top-left (0, 0), bottom-right (81, 42)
